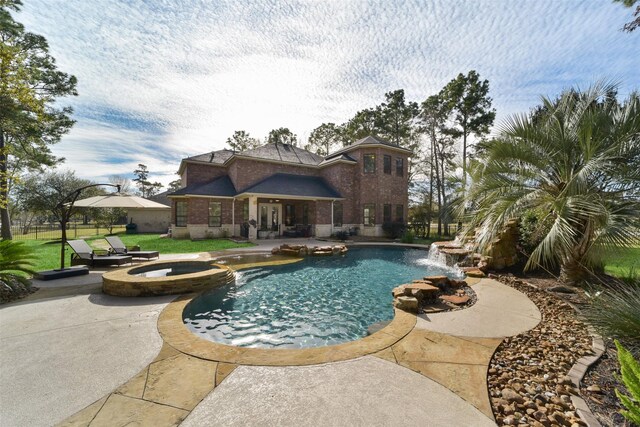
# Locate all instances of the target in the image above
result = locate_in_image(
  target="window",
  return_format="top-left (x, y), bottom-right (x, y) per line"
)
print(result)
top-left (396, 158), bottom-right (403, 176)
top-left (175, 201), bottom-right (187, 227)
top-left (363, 154), bottom-right (376, 173)
top-left (333, 202), bottom-right (343, 226)
top-left (302, 203), bottom-right (309, 225)
top-left (208, 201), bottom-right (222, 227)
top-left (285, 204), bottom-right (296, 226)
top-left (383, 155), bottom-right (391, 174)
top-left (383, 204), bottom-right (392, 223)
top-left (396, 205), bottom-right (404, 222)
top-left (260, 205), bottom-right (268, 230)
top-left (243, 201), bottom-right (249, 222)
top-left (363, 204), bottom-right (375, 226)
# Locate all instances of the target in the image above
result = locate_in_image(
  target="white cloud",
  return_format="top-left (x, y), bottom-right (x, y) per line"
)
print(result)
top-left (14, 0), bottom-right (640, 179)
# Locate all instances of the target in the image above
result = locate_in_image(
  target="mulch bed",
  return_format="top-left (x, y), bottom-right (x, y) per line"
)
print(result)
top-left (581, 343), bottom-right (633, 427)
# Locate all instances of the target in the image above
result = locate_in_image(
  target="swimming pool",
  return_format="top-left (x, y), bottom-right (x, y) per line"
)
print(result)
top-left (183, 246), bottom-right (462, 349)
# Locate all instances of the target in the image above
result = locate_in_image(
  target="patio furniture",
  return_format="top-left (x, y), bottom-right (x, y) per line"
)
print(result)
top-left (283, 224), bottom-right (312, 238)
top-left (105, 236), bottom-right (159, 260)
top-left (67, 239), bottom-right (132, 267)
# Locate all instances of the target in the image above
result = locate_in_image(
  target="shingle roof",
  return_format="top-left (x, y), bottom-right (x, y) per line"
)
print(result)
top-left (168, 175), bottom-right (237, 197)
top-left (148, 191), bottom-right (171, 206)
top-left (237, 143), bottom-right (324, 166)
top-left (318, 153), bottom-right (357, 166)
top-left (326, 135), bottom-right (412, 158)
top-left (185, 149), bottom-right (235, 165)
top-left (239, 173), bottom-right (342, 199)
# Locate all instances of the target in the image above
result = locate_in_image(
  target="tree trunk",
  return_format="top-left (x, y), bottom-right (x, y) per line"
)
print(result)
top-left (559, 222), bottom-right (594, 285)
top-left (459, 124), bottom-right (468, 234)
top-left (439, 150), bottom-right (448, 236)
top-left (559, 258), bottom-right (590, 285)
top-left (59, 218), bottom-right (67, 270)
top-left (427, 138), bottom-right (436, 239)
top-left (0, 130), bottom-right (13, 240)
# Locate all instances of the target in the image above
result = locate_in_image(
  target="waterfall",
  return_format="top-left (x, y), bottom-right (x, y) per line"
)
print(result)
top-left (427, 243), bottom-right (449, 265)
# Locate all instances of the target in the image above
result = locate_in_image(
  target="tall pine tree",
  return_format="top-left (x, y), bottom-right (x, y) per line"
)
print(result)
top-left (0, 0), bottom-right (77, 239)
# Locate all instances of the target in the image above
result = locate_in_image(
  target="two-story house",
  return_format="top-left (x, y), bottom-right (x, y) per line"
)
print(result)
top-left (168, 135), bottom-right (410, 240)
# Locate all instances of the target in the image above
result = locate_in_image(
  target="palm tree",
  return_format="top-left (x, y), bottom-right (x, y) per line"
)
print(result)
top-left (464, 82), bottom-right (640, 284)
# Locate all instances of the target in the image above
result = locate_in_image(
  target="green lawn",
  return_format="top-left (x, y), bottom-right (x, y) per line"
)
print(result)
top-left (23, 233), bottom-right (254, 272)
top-left (602, 246), bottom-right (640, 279)
top-left (413, 235), bottom-right (456, 246)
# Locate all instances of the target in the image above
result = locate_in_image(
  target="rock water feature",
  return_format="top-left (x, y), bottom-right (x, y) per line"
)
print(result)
top-left (271, 243), bottom-right (348, 257)
top-left (391, 275), bottom-right (472, 313)
top-left (388, 238), bottom-right (508, 314)
top-left (426, 219), bottom-right (521, 275)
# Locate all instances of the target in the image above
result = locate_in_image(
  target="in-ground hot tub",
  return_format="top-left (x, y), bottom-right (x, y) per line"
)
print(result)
top-left (102, 260), bottom-right (235, 297)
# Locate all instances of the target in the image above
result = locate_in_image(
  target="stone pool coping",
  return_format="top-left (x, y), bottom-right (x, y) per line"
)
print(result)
top-left (102, 260), bottom-right (234, 297)
top-left (156, 243), bottom-right (462, 366)
top-left (155, 243), bottom-right (471, 366)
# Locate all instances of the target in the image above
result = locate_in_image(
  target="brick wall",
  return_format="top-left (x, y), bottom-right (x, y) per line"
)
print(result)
top-left (350, 147), bottom-right (409, 226)
top-left (319, 163), bottom-right (356, 224)
top-left (185, 197), bottom-right (234, 225)
top-left (185, 163), bottom-right (227, 186)
top-left (229, 158), bottom-right (319, 191)
top-left (178, 144), bottom-right (410, 237)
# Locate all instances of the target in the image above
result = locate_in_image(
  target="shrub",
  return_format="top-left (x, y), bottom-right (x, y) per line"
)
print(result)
top-left (614, 340), bottom-right (640, 425)
top-left (332, 231), bottom-right (349, 241)
top-left (401, 229), bottom-right (415, 244)
top-left (583, 280), bottom-right (640, 353)
top-left (382, 222), bottom-right (406, 239)
top-left (0, 240), bottom-right (36, 293)
top-left (518, 209), bottom-right (551, 257)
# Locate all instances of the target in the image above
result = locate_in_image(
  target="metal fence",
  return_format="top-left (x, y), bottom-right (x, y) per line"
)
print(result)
top-left (408, 222), bottom-right (458, 238)
top-left (9, 223), bottom-right (126, 241)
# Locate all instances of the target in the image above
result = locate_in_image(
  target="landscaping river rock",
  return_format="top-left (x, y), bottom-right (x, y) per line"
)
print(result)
top-left (488, 275), bottom-right (594, 427)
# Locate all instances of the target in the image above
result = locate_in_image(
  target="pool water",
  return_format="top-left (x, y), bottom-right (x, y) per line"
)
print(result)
top-left (130, 262), bottom-right (218, 278)
top-left (183, 247), bottom-right (462, 349)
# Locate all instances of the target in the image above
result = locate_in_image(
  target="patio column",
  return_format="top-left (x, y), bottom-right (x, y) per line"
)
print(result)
top-left (248, 195), bottom-right (258, 241)
top-left (231, 198), bottom-right (235, 236)
top-left (331, 200), bottom-right (334, 233)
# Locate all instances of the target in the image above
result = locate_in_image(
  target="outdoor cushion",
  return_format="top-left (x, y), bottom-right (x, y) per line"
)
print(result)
top-left (67, 239), bottom-right (132, 267)
top-left (105, 236), bottom-right (159, 260)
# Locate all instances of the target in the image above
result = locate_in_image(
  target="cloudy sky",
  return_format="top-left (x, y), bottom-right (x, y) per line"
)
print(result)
top-left (16, 0), bottom-right (640, 187)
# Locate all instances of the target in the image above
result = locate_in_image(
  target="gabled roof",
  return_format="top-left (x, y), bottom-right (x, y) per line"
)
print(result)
top-left (148, 190), bottom-right (171, 207)
top-left (168, 175), bottom-right (237, 198)
top-left (326, 135), bottom-right (412, 159)
top-left (318, 153), bottom-right (357, 167)
top-left (236, 143), bottom-right (324, 166)
top-left (239, 173), bottom-right (342, 199)
top-left (184, 149), bottom-right (235, 165)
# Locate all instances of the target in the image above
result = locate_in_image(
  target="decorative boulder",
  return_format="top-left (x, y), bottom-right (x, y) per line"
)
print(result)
top-left (392, 285), bottom-right (409, 298)
top-left (439, 294), bottom-right (470, 305)
top-left (462, 268), bottom-right (486, 278)
top-left (404, 282), bottom-right (439, 301)
top-left (423, 275), bottom-right (449, 287)
top-left (449, 279), bottom-right (467, 289)
top-left (393, 296), bottom-right (419, 313)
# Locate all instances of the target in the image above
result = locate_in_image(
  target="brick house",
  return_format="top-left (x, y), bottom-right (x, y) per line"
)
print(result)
top-left (168, 135), bottom-right (411, 240)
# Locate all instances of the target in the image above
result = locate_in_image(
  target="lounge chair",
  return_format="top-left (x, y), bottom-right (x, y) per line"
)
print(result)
top-left (105, 236), bottom-right (159, 260)
top-left (67, 239), bottom-right (132, 267)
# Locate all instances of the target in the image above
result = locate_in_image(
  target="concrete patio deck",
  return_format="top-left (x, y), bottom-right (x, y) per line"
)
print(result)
top-left (0, 249), bottom-right (542, 427)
